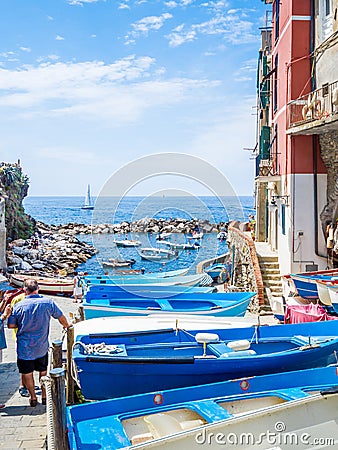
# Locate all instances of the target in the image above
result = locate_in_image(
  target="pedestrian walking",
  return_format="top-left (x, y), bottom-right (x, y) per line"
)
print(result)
top-left (0, 303), bottom-right (12, 409)
top-left (7, 278), bottom-right (71, 407)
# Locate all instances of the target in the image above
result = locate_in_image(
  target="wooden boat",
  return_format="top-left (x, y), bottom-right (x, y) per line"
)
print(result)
top-left (9, 273), bottom-right (74, 296)
top-left (82, 273), bottom-right (211, 288)
top-left (102, 258), bottom-right (136, 268)
top-left (82, 291), bottom-right (255, 319)
top-left (72, 320), bottom-right (338, 399)
top-left (113, 239), bottom-right (142, 247)
top-left (67, 365), bottom-right (338, 449)
top-left (326, 282), bottom-right (338, 313)
top-left (140, 247), bottom-right (178, 262)
top-left (81, 184), bottom-right (94, 210)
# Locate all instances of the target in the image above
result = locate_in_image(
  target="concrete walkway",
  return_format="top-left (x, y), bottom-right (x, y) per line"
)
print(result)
top-left (0, 296), bottom-right (78, 450)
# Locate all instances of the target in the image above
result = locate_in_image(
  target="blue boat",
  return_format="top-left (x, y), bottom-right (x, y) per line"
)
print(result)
top-left (82, 291), bottom-right (256, 319)
top-left (67, 365), bottom-right (338, 449)
top-left (289, 269), bottom-right (338, 300)
top-left (85, 284), bottom-right (216, 300)
top-left (204, 263), bottom-right (230, 282)
top-left (72, 320), bottom-right (338, 400)
top-left (82, 273), bottom-right (213, 287)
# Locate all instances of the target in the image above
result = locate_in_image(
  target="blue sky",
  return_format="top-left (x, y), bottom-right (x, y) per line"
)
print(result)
top-left (0, 0), bottom-right (266, 197)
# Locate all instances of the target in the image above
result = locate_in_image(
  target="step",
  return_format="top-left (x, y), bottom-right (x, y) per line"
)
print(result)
top-left (257, 255), bottom-right (279, 263)
top-left (260, 267), bottom-right (281, 274)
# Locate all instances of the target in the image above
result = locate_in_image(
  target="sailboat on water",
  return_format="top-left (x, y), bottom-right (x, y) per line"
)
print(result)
top-left (81, 184), bottom-right (94, 210)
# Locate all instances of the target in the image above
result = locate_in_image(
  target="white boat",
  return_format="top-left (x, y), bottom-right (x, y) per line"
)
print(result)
top-left (102, 258), bottom-right (136, 268)
top-left (140, 247), bottom-right (178, 262)
top-left (217, 231), bottom-right (227, 240)
top-left (113, 239), bottom-right (142, 247)
top-left (129, 390), bottom-right (338, 449)
top-left (72, 315), bottom-right (259, 340)
top-left (81, 184), bottom-right (94, 210)
top-left (167, 242), bottom-right (200, 250)
top-left (188, 231), bottom-right (204, 240)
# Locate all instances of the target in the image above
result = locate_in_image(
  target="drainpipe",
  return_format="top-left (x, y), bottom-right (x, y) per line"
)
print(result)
top-left (310, 0), bottom-right (327, 259)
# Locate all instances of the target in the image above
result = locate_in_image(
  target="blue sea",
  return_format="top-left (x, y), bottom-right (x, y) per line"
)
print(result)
top-left (23, 196), bottom-right (254, 276)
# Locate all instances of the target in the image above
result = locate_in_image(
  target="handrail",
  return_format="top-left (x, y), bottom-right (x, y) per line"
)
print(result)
top-left (288, 79), bottom-right (338, 128)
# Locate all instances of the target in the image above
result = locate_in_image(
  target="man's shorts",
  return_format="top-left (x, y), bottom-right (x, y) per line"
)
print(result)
top-left (17, 353), bottom-right (48, 374)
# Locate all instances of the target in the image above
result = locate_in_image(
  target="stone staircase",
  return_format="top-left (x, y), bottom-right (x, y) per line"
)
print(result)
top-left (257, 254), bottom-right (283, 309)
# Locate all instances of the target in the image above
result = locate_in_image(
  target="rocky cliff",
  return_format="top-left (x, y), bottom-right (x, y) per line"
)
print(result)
top-left (0, 162), bottom-right (36, 242)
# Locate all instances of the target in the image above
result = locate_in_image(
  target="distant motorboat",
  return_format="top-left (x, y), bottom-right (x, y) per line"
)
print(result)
top-left (113, 239), bottom-right (142, 247)
top-left (140, 247), bottom-right (178, 262)
top-left (188, 230), bottom-right (204, 240)
top-left (166, 241), bottom-right (200, 250)
top-left (102, 258), bottom-right (136, 268)
top-left (217, 231), bottom-right (227, 240)
top-left (81, 184), bottom-right (94, 210)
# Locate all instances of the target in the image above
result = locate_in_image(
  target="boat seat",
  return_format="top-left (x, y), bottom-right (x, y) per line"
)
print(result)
top-left (130, 432), bottom-right (154, 445)
top-left (227, 340), bottom-right (251, 351)
top-left (195, 333), bottom-right (220, 344)
top-left (208, 343), bottom-right (232, 357)
top-left (219, 349), bottom-right (256, 359)
top-left (144, 413), bottom-right (204, 438)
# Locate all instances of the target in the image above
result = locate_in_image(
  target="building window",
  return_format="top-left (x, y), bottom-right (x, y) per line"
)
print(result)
top-left (273, 54), bottom-right (278, 112)
top-left (275, 0), bottom-right (280, 42)
top-left (281, 204), bottom-right (286, 235)
top-left (322, 0), bottom-right (333, 41)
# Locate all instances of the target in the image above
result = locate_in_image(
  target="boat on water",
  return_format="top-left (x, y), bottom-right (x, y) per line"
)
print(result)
top-left (217, 230), bottom-right (227, 240)
top-left (204, 263), bottom-right (229, 282)
top-left (72, 320), bottom-right (338, 399)
top-left (67, 365), bottom-right (338, 449)
top-left (9, 273), bottom-right (74, 296)
top-left (166, 242), bottom-right (200, 250)
top-left (188, 231), bottom-right (204, 240)
top-left (140, 247), bottom-right (178, 262)
top-left (113, 239), bottom-right (142, 247)
top-left (102, 258), bottom-right (136, 268)
top-left (82, 273), bottom-right (213, 287)
top-left (81, 184), bottom-right (94, 210)
top-left (82, 291), bottom-right (255, 319)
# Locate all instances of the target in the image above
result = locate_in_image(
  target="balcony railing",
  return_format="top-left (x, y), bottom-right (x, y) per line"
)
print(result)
top-left (288, 80), bottom-right (338, 129)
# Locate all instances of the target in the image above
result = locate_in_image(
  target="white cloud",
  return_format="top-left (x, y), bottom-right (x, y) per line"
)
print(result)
top-left (126, 13), bottom-right (173, 43)
top-left (55, 35), bottom-right (65, 41)
top-left (118, 3), bottom-right (130, 9)
top-left (20, 47), bottom-right (31, 53)
top-left (166, 9), bottom-right (258, 47)
top-left (68, 0), bottom-right (101, 5)
top-left (47, 15), bottom-right (54, 21)
top-left (0, 57), bottom-right (217, 124)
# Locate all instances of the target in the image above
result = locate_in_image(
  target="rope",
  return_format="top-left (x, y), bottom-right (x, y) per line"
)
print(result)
top-left (73, 341), bottom-right (124, 355)
top-left (41, 375), bottom-right (55, 450)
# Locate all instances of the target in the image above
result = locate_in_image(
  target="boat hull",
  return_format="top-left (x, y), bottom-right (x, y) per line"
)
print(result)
top-left (9, 274), bottom-right (73, 296)
top-left (66, 365), bottom-right (338, 450)
top-left (73, 321), bottom-right (338, 400)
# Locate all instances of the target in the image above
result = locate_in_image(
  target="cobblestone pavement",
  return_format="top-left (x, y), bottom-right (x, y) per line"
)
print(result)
top-left (0, 295), bottom-right (78, 450)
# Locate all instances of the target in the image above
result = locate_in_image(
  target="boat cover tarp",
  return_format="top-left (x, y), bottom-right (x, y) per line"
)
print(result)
top-left (285, 303), bottom-right (338, 324)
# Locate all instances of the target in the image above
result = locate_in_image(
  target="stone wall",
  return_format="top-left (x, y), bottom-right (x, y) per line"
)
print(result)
top-left (227, 226), bottom-right (265, 312)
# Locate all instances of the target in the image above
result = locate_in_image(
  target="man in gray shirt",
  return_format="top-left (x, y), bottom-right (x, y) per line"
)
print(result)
top-left (8, 278), bottom-right (71, 407)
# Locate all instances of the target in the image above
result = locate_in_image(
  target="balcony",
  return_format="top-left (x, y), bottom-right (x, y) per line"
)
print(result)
top-left (287, 80), bottom-right (338, 135)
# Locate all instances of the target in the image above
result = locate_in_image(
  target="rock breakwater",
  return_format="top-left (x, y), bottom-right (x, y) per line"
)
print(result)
top-left (42, 218), bottom-right (227, 236)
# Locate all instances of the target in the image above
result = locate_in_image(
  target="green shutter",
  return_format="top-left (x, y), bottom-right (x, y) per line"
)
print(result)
top-left (260, 126), bottom-right (271, 159)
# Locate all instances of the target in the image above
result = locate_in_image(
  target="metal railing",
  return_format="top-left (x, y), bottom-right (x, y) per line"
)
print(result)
top-left (288, 80), bottom-right (338, 128)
